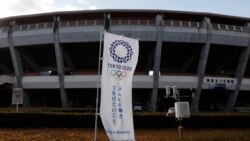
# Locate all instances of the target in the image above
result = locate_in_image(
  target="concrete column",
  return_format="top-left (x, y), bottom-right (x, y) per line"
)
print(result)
top-left (53, 16), bottom-right (68, 108)
top-left (8, 20), bottom-right (30, 106)
top-left (150, 15), bottom-right (164, 112)
top-left (104, 13), bottom-right (110, 31)
top-left (191, 17), bottom-right (212, 112)
top-left (226, 23), bottom-right (250, 111)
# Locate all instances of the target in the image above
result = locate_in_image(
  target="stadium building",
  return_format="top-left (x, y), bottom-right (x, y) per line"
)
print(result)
top-left (0, 10), bottom-right (249, 112)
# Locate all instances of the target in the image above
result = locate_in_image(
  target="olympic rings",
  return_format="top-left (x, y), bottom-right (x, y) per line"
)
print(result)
top-left (111, 70), bottom-right (127, 80)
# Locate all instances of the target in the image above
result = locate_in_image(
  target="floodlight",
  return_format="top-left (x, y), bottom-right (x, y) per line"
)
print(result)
top-left (165, 86), bottom-right (171, 98)
top-left (172, 86), bottom-right (178, 95)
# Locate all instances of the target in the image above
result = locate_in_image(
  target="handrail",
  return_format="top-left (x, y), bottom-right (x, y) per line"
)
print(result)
top-left (164, 20), bottom-right (202, 28)
top-left (0, 19), bottom-right (248, 33)
top-left (212, 23), bottom-right (245, 32)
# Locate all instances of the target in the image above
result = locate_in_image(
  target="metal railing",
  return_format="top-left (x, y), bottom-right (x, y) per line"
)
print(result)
top-left (164, 20), bottom-right (202, 28)
top-left (0, 27), bottom-right (9, 32)
top-left (15, 22), bottom-right (54, 31)
top-left (110, 19), bottom-right (156, 26)
top-left (211, 23), bottom-right (245, 32)
top-left (0, 19), bottom-right (249, 33)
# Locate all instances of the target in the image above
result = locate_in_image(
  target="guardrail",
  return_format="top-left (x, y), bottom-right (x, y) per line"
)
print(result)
top-left (0, 19), bottom-right (249, 33)
top-left (164, 20), bottom-right (202, 28)
top-left (211, 23), bottom-right (245, 32)
top-left (110, 19), bottom-right (156, 26)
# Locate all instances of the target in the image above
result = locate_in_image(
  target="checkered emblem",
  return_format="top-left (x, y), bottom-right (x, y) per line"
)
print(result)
top-left (109, 40), bottom-right (133, 63)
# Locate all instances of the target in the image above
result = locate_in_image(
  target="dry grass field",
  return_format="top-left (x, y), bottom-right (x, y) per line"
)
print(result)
top-left (0, 128), bottom-right (249, 141)
top-left (0, 109), bottom-right (249, 140)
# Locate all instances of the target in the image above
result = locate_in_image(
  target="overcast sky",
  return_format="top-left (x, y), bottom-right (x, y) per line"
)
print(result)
top-left (0, 0), bottom-right (249, 18)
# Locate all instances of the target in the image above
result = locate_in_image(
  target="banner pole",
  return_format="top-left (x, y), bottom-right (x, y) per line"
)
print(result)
top-left (16, 96), bottom-right (18, 113)
top-left (16, 91), bottom-right (19, 113)
top-left (94, 27), bottom-right (104, 141)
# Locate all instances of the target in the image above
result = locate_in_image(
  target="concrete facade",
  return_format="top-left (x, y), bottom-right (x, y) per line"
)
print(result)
top-left (0, 10), bottom-right (249, 111)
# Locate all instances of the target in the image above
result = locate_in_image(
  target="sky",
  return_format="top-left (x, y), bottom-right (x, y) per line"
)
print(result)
top-left (0, 0), bottom-right (249, 18)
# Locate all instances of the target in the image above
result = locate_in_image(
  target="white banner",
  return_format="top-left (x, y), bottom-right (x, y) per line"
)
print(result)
top-left (100, 32), bottom-right (139, 141)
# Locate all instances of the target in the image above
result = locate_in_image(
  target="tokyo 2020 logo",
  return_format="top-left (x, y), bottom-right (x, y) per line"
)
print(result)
top-left (109, 40), bottom-right (133, 63)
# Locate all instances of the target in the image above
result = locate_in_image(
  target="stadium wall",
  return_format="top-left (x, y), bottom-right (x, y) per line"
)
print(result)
top-left (0, 10), bottom-right (249, 112)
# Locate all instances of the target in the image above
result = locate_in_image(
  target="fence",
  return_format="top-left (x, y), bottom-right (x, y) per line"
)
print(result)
top-left (0, 19), bottom-right (248, 33)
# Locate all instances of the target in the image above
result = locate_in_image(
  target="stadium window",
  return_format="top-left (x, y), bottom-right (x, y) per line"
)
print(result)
top-left (231, 80), bottom-right (234, 83)
top-left (211, 79), bottom-right (214, 82)
top-left (207, 79), bottom-right (210, 82)
top-left (227, 80), bottom-right (230, 83)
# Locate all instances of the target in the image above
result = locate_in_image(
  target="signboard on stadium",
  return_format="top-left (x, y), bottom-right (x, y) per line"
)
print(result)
top-left (208, 83), bottom-right (230, 90)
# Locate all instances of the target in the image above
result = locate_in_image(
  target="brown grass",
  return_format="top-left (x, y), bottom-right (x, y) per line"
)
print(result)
top-left (0, 128), bottom-right (249, 141)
